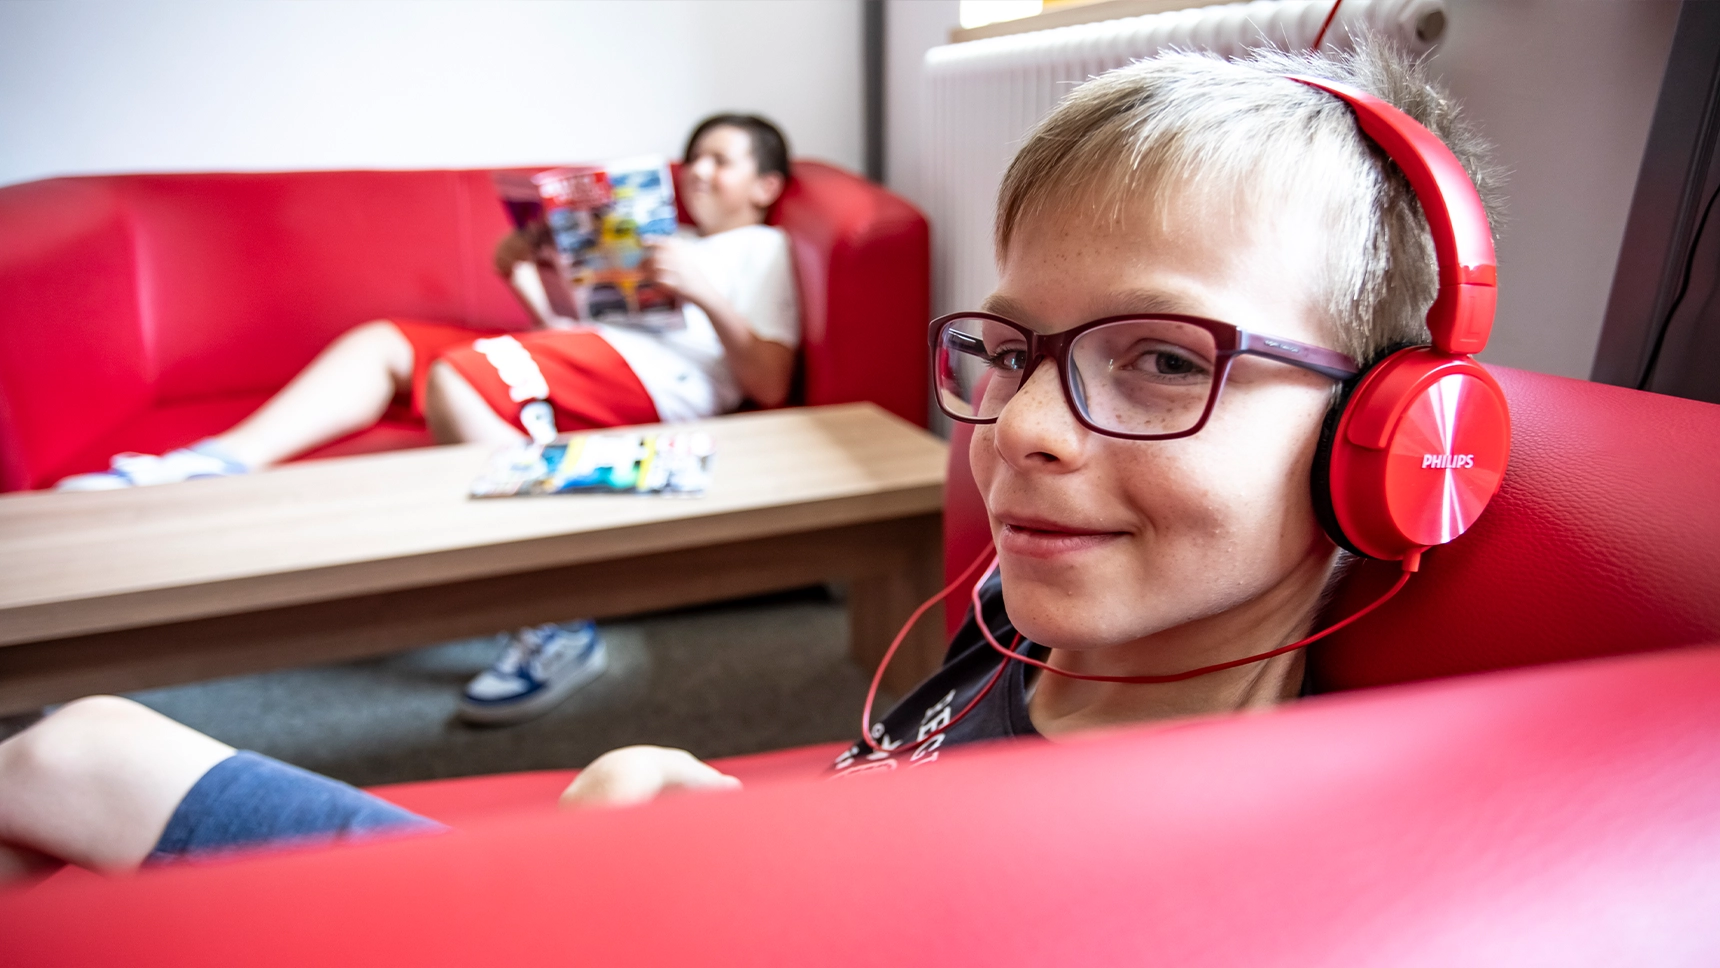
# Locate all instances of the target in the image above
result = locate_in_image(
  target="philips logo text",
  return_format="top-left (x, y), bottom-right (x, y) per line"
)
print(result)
top-left (1422, 454), bottom-right (1475, 469)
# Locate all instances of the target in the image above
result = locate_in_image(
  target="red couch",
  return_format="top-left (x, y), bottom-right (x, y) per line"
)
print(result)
top-left (1, 368), bottom-right (1717, 963)
top-left (0, 162), bottom-right (930, 491)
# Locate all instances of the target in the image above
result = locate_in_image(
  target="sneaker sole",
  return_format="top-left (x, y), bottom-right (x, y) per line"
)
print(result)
top-left (455, 642), bottom-right (610, 726)
top-left (55, 476), bottom-right (133, 491)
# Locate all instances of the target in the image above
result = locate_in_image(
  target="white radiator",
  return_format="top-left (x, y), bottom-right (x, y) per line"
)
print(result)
top-left (921, 0), bottom-right (1447, 317)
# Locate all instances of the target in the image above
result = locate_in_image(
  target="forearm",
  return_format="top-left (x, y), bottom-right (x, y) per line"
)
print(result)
top-left (506, 263), bottom-right (554, 330)
top-left (691, 292), bottom-right (794, 408)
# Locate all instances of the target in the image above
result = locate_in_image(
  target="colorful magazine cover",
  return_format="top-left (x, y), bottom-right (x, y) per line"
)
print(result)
top-left (470, 430), bottom-right (714, 498)
top-left (492, 157), bottom-right (683, 331)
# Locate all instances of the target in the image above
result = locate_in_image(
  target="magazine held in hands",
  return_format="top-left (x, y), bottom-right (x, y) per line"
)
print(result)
top-left (481, 159), bottom-right (706, 499)
top-left (492, 158), bottom-right (684, 331)
top-left (471, 431), bottom-right (714, 498)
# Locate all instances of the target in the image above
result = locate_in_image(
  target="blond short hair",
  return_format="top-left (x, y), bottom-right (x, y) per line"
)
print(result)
top-left (995, 42), bottom-right (1504, 365)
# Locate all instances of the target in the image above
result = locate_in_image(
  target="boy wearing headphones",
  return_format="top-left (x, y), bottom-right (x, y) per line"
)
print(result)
top-left (0, 43), bottom-right (1501, 879)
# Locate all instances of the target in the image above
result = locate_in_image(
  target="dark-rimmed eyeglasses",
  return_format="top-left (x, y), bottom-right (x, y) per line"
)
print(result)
top-left (930, 312), bottom-right (1360, 440)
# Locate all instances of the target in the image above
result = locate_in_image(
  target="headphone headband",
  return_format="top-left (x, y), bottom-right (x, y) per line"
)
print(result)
top-left (1286, 75), bottom-right (1497, 356)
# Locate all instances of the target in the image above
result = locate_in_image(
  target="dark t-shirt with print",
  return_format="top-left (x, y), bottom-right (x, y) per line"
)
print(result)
top-left (831, 569), bottom-right (1047, 776)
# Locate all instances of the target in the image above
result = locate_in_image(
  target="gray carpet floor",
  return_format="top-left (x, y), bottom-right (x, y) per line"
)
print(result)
top-left (122, 589), bottom-right (879, 788)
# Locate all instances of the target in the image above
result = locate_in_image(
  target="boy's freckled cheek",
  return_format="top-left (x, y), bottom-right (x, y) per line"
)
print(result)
top-left (970, 428), bottom-right (1002, 493)
top-left (1119, 443), bottom-right (1230, 528)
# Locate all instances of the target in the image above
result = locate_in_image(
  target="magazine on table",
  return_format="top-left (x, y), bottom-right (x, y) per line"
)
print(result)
top-left (491, 157), bottom-right (684, 332)
top-left (470, 430), bottom-right (714, 498)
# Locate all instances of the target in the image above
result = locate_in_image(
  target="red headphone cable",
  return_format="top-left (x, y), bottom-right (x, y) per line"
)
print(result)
top-left (859, 546), bottom-right (1001, 753)
top-left (1312, 0), bottom-right (1343, 50)
top-left (975, 555), bottom-right (1415, 684)
top-left (860, 548), bottom-right (1418, 754)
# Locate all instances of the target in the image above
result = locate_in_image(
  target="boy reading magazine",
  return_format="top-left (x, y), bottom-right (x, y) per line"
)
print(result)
top-left (57, 114), bottom-right (801, 726)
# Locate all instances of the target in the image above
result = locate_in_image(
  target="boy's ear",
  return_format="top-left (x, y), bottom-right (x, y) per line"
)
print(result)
top-left (749, 171), bottom-right (786, 212)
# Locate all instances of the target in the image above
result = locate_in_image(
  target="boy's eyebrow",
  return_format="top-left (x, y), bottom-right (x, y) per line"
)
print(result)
top-left (977, 288), bottom-right (1206, 323)
top-left (978, 293), bottom-right (1033, 319)
top-left (1098, 288), bottom-right (1206, 316)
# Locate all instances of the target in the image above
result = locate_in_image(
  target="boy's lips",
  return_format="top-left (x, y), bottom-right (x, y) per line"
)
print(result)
top-left (996, 514), bottom-right (1127, 559)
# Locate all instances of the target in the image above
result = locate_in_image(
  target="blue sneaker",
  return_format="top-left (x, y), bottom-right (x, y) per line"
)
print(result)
top-left (457, 620), bottom-right (608, 725)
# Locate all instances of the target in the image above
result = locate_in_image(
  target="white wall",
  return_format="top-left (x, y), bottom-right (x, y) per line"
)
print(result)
top-left (884, 0), bottom-right (961, 209)
top-left (1428, 0), bottom-right (1679, 379)
top-left (0, 0), bottom-right (864, 187)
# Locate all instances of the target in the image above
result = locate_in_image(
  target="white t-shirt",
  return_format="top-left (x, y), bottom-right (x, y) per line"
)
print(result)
top-left (510, 223), bottom-right (800, 422)
top-left (605, 225), bottom-right (803, 422)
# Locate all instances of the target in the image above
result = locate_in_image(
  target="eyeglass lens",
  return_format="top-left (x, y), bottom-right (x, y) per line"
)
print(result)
top-left (935, 315), bottom-right (1220, 436)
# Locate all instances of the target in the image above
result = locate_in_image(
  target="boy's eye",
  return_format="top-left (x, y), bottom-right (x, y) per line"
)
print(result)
top-left (946, 330), bottom-right (1027, 372)
top-left (989, 344), bottom-right (1029, 372)
top-left (1150, 351), bottom-right (1198, 375)
top-left (1118, 342), bottom-right (1210, 381)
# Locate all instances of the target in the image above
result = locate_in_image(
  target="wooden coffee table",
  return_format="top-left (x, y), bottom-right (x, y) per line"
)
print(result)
top-left (0, 404), bottom-right (948, 716)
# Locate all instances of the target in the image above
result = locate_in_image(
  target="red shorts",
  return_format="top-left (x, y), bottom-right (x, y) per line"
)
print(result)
top-left (390, 319), bottom-right (659, 433)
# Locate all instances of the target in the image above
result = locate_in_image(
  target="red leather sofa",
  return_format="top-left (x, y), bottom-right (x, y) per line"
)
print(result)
top-left (2, 366), bottom-right (1717, 964)
top-left (0, 162), bottom-right (930, 492)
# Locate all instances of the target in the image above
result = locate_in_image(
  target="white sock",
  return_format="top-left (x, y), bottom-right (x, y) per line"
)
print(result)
top-left (184, 438), bottom-right (251, 474)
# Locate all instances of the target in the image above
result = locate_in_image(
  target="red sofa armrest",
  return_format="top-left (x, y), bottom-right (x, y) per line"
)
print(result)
top-left (0, 179), bottom-right (154, 491)
top-left (776, 162), bottom-right (930, 427)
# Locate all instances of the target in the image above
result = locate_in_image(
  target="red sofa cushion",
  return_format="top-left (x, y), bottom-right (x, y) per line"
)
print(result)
top-left (43, 393), bottom-right (438, 477)
top-left (121, 171), bottom-right (536, 406)
top-left (5, 644), bottom-right (1715, 964)
top-left (0, 162), bottom-right (929, 490)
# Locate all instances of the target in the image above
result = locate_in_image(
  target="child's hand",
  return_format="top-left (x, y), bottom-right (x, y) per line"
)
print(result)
top-left (558, 746), bottom-right (742, 810)
top-left (492, 225), bottom-right (553, 277)
top-left (642, 237), bottom-right (717, 308)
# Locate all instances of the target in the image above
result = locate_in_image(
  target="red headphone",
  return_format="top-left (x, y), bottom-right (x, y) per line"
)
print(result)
top-left (1291, 75), bottom-right (1511, 570)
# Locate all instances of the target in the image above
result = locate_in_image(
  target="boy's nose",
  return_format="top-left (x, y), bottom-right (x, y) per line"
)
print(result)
top-left (993, 363), bottom-right (1089, 471)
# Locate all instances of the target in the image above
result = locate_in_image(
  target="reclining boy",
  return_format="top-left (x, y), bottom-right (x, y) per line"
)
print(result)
top-left (0, 43), bottom-right (1502, 882)
top-left (57, 114), bottom-right (802, 726)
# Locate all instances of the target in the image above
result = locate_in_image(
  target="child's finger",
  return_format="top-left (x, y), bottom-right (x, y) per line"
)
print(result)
top-left (557, 746), bottom-right (739, 810)
top-left (656, 750), bottom-right (742, 793)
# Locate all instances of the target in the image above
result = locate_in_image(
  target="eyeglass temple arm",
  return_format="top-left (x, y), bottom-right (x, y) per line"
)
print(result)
top-left (1234, 332), bottom-right (1360, 382)
top-left (944, 330), bottom-right (990, 358)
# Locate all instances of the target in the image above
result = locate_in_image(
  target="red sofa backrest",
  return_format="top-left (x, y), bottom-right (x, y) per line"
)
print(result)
top-left (0, 162), bottom-right (929, 491)
top-left (0, 171), bottom-right (533, 488)
top-left (769, 163), bottom-right (930, 430)
top-left (943, 365), bottom-right (1720, 685)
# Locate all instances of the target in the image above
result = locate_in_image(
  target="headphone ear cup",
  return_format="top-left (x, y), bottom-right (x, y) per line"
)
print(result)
top-left (1312, 340), bottom-right (1422, 559)
top-left (1311, 378), bottom-right (1369, 558)
top-left (1322, 348), bottom-right (1512, 563)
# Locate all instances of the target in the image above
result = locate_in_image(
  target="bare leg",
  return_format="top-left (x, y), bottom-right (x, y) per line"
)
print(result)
top-left (0, 697), bottom-right (234, 881)
top-left (424, 361), bottom-right (528, 447)
top-left (211, 320), bottom-right (416, 469)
